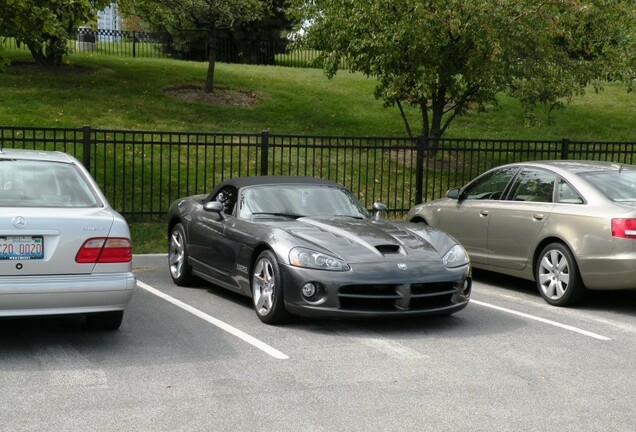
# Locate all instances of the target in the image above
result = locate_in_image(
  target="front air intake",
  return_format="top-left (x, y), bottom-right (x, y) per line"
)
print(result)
top-left (375, 244), bottom-right (400, 254)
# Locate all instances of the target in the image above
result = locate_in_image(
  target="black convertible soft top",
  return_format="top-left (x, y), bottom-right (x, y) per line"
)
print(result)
top-left (206, 175), bottom-right (341, 201)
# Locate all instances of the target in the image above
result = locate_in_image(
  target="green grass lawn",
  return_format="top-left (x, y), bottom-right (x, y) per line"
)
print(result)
top-left (3, 49), bottom-right (636, 140)
top-left (2, 49), bottom-right (636, 253)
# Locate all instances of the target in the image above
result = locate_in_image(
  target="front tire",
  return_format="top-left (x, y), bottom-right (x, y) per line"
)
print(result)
top-left (251, 250), bottom-right (292, 325)
top-left (169, 223), bottom-right (195, 286)
top-left (535, 242), bottom-right (586, 306)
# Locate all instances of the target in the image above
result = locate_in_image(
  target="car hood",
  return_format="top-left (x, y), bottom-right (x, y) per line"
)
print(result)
top-left (268, 217), bottom-right (455, 265)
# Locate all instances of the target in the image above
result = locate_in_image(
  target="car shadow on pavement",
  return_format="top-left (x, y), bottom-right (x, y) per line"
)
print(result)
top-left (472, 268), bottom-right (636, 316)
top-left (197, 279), bottom-right (523, 339)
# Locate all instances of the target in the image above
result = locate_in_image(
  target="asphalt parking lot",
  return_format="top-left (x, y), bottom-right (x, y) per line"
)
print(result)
top-left (2, 254), bottom-right (636, 431)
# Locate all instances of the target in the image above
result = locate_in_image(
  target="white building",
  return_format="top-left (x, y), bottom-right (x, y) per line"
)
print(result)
top-left (97, 2), bottom-right (121, 41)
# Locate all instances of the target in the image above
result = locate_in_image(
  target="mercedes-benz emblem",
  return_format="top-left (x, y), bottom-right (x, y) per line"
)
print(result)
top-left (12, 216), bottom-right (26, 228)
top-left (397, 263), bottom-right (408, 271)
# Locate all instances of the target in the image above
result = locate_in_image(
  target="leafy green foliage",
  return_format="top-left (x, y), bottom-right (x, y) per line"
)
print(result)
top-left (139, 0), bottom-right (295, 65)
top-left (0, 0), bottom-right (110, 65)
top-left (289, 0), bottom-right (636, 144)
top-left (119, 0), bottom-right (271, 91)
top-left (219, 0), bottom-right (295, 64)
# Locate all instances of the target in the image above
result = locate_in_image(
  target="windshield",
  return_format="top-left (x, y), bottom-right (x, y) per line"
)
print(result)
top-left (0, 159), bottom-right (100, 208)
top-left (237, 184), bottom-right (370, 219)
top-left (580, 169), bottom-right (636, 202)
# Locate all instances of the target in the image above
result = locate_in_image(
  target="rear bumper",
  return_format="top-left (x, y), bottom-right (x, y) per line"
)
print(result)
top-left (0, 272), bottom-right (136, 318)
top-left (578, 253), bottom-right (636, 290)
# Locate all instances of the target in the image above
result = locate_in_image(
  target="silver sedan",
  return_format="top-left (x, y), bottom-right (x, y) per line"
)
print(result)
top-left (0, 148), bottom-right (136, 329)
top-left (407, 160), bottom-right (636, 306)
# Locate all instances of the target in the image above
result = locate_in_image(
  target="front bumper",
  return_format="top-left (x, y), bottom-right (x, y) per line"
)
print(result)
top-left (280, 262), bottom-right (471, 318)
top-left (0, 272), bottom-right (136, 318)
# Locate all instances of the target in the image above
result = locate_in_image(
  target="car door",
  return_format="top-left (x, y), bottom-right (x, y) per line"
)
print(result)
top-left (188, 186), bottom-right (240, 287)
top-left (487, 167), bottom-right (557, 270)
top-left (436, 166), bottom-right (519, 265)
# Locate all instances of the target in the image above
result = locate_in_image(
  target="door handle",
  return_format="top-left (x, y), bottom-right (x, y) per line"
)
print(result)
top-left (533, 213), bottom-right (544, 221)
top-left (479, 210), bottom-right (489, 217)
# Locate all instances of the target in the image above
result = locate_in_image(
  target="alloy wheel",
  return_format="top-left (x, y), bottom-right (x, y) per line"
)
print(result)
top-left (252, 257), bottom-right (275, 316)
top-left (169, 228), bottom-right (185, 280)
top-left (537, 248), bottom-right (570, 301)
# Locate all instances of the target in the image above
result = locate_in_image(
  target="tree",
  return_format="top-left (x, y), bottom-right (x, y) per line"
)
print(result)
top-left (0, 0), bottom-right (110, 66)
top-left (0, 45), bottom-right (7, 71)
top-left (136, 0), bottom-right (294, 65)
top-left (289, 0), bottom-right (636, 145)
top-left (120, 0), bottom-right (271, 92)
top-left (220, 0), bottom-right (295, 65)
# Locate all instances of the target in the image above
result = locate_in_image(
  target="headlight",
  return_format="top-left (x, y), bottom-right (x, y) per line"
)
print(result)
top-left (442, 244), bottom-right (469, 268)
top-left (289, 247), bottom-right (349, 271)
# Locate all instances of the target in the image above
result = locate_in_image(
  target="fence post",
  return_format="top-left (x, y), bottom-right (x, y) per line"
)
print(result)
top-left (132, 31), bottom-right (136, 58)
top-left (260, 130), bottom-right (270, 175)
top-left (82, 125), bottom-right (91, 171)
top-left (415, 134), bottom-right (427, 204)
top-left (561, 138), bottom-right (570, 160)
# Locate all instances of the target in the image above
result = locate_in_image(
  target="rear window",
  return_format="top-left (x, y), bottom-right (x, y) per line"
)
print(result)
top-left (580, 170), bottom-right (636, 202)
top-left (0, 160), bottom-right (100, 208)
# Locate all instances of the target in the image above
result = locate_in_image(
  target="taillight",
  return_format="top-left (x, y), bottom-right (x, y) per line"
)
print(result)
top-left (75, 238), bottom-right (133, 263)
top-left (611, 219), bottom-right (636, 239)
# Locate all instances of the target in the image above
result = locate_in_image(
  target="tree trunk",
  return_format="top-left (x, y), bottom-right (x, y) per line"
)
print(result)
top-left (26, 42), bottom-right (47, 65)
top-left (204, 24), bottom-right (217, 93)
top-left (26, 39), bottom-right (65, 66)
top-left (427, 89), bottom-right (446, 155)
top-left (396, 100), bottom-right (413, 138)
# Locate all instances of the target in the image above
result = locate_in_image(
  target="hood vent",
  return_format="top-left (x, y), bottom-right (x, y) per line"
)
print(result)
top-left (375, 244), bottom-right (400, 255)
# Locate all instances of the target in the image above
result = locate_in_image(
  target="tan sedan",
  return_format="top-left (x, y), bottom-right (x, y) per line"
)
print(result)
top-left (407, 160), bottom-right (636, 306)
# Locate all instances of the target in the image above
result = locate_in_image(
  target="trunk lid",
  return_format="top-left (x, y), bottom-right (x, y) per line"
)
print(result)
top-left (0, 207), bottom-right (114, 276)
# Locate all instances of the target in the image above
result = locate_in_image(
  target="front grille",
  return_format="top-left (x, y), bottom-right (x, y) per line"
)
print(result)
top-left (337, 282), bottom-right (460, 312)
top-left (411, 282), bottom-right (458, 296)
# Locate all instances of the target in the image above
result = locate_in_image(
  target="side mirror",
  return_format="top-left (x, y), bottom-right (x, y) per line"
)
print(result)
top-left (204, 201), bottom-right (225, 219)
top-left (372, 202), bottom-right (388, 220)
top-left (446, 188), bottom-right (461, 200)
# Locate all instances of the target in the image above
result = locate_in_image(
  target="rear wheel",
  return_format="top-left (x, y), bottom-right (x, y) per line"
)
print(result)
top-left (169, 223), bottom-right (195, 286)
top-left (251, 250), bottom-right (292, 325)
top-left (86, 311), bottom-right (124, 330)
top-left (535, 242), bottom-right (586, 306)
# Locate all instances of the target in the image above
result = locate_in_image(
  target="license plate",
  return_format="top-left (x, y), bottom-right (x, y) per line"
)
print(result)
top-left (0, 236), bottom-right (44, 260)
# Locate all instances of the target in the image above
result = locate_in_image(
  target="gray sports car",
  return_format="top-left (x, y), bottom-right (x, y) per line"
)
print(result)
top-left (167, 176), bottom-right (471, 324)
top-left (407, 160), bottom-right (636, 306)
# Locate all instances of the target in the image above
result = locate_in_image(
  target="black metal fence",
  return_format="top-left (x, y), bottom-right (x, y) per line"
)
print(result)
top-left (1, 125), bottom-right (634, 221)
top-left (2, 29), bottom-right (329, 68)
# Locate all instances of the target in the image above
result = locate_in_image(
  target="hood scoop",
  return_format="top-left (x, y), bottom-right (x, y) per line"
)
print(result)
top-left (375, 244), bottom-right (401, 255)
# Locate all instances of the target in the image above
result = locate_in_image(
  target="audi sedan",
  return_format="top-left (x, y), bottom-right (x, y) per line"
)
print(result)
top-left (167, 176), bottom-right (471, 324)
top-left (0, 148), bottom-right (136, 329)
top-left (407, 160), bottom-right (636, 306)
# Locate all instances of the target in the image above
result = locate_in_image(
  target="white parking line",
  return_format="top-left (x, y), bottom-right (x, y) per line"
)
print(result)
top-left (471, 299), bottom-right (611, 341)
top-left (136, 280), bottom-right (289, 360)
